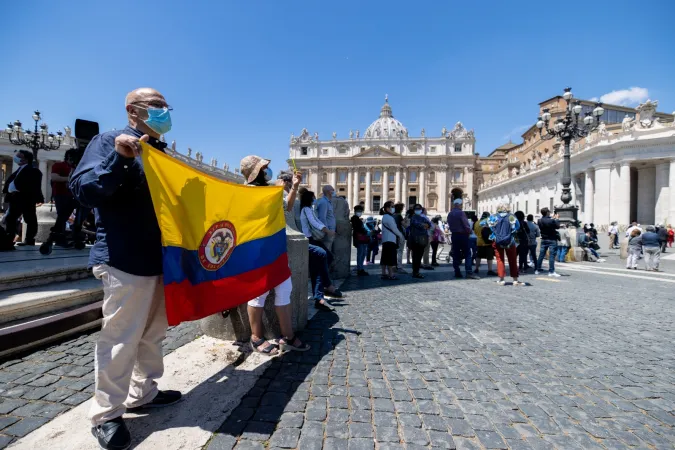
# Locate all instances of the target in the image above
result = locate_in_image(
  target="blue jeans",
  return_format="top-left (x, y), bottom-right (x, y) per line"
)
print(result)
top-left (537, 239), bottom-right (558, 273)
top-left (451, 233), bottom-right (472, 275)
top-left (528, 244), bottom-right (537, 266)
top-left (308, 244), bottom-right (332, 301)
top-left (590, 247), bottom-right (599, 259)
top-left (356, 244), bottom-right (368, 271)
top-left (557, 246), bottom-right (569, 262)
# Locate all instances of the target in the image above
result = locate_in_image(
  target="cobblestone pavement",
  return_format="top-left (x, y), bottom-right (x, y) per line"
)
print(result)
top-left (206, 264), bottom-right (675, 450)
top-left (0, 322), bottom-right (201, 448)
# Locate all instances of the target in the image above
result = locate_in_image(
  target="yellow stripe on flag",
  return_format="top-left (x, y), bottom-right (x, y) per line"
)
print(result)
top-left (141, 142), bottom-right (285, 251)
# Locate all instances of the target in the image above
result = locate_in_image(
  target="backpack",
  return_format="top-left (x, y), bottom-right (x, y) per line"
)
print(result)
top-left (480, 226), bottom-right (493, 244)
top-left (493, 215), bottom-right (513, 248)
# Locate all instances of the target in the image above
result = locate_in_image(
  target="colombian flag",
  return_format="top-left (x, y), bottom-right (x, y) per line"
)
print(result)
top-left (141, 142), bottom-right (291, 325)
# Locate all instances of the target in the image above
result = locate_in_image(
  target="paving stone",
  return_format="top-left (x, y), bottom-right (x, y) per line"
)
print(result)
top-left (428, 430), bottom-right (457, 449)
top-left (0, 435), bottom-right (13, 449)
top-left (61, 391), bottom-right (91, 406)
top-left (206, 433), bottom-right (237, 450)
top-left (2, 417), bottom-right (49, 437)
top-left (0, 416), bottom-right (20, 431)
top-left (233, 441), bottom-right (264, 450)
top-left (475, 430), bottom-right (507, 449)
top-left (349, 422), bottom-right (373, 438)
top-left (278, 412), bottom-right (303, 428)
top-left (20, 386), bottom-right (56, 401)
top-left (0, 399), bottom-right (28, 415)
top-left (401, 426), bottom-right (429, 445)
top-left (324, 437), bottom-right (349, 450)
top-left (269, 427), bottom-right (300, 448)
top-left (374, 425), bottom-right (400, 442)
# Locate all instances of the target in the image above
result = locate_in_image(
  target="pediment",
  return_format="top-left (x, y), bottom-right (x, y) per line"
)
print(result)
top-left (355, 145), bottom-right (399, 158)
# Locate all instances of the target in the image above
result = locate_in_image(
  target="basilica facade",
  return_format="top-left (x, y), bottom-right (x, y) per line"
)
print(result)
top-left (289, 97), bottom-right (479, 215)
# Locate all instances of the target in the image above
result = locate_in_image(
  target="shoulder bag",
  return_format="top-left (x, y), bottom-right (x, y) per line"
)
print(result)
top-left (303, 208), bottom-right (326, 241)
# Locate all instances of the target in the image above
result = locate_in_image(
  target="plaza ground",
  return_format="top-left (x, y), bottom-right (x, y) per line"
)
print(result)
top-left (1, 242), bottom-right (674, 449)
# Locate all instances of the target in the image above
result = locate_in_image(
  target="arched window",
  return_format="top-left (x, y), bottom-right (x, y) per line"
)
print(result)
top-left (409, 170), bottom-right (418, 183)
top-left (454, 170), bottom-right (462, 182)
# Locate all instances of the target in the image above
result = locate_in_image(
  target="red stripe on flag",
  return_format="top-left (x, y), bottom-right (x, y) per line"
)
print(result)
top-left (163, 253), bottom-right (291, 325)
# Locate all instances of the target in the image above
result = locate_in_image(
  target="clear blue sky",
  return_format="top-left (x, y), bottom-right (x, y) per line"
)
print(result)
top-left (2, 0), bottom-right (674, 170)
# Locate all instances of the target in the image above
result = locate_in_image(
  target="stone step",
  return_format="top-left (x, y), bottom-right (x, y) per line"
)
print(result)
top-left (0, 248), bottom-right (91, 292)
top-left (0, 278), bottom-right (103, 358)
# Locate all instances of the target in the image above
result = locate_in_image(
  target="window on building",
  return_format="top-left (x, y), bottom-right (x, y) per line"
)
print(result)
top-left (409, 145), bottom-right (417, 153)
top-left (301, 147), bottom-right (308, 156)
top-left (360, 147), bottom-right (366, 153)
top-left (525, 200), bottom-right (529, 214)
top-left (550, 197), bottom-right (554, 211)
top-left (388, 172), bottom-right (395, 183)
top-left (338, 171), bottom-right (347, 183)
top-left (536, 199), bottom-right (540, 213)
top-left (359, 173), bottom-right (365, 183)
top-left (372, 196), bottom-right (381, 212)
top-left (428, 171), bottom-right (436, 183)
top-left (408, 196), bottom-right (417, 207)
top-left (516, 202), bottom-right (519, 212)
top-left (428, 195), bottom-right (437, 209)
top-left (322, 148), bottom-right (328, 155)
top-left (338, 187), bottom-right (345, 192)
top-left (338, 146), bottom-right (347, 154)
top-left (410, 188), bottom-right (417, 192)
top-left (454, 170), bottom-right (462, 182)
top-left (321, 172), bottom-right (328, 183)
top-left (359, 187), bottom-right (365, 191)
top-left (301, 171), bottom-right (308, 184)
top-left (374, 170), bottom-right (382, 182)
top-left (409, 170), bottom-right (418, 182)
top-left (390, 146), bottom-right (395, 152)
top-left (430, 146), bottom-right (437, 154)
top-left (454, 143), bottom-right (462, 153)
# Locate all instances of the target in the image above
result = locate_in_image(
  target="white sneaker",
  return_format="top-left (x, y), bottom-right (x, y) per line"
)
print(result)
top-left (497, 280), bottom-right (506, 285)
top-left (534, 270), bottom-right (540, 275)
top-left (597, 259), bottom-right (605, 262)
top-left (548, 272), bottom-right (561, 277)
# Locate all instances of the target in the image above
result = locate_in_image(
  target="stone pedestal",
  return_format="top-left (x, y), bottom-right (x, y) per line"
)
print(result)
top-left (199, 225), bottom-right (309, 342)
top-left (569, 247), bottom-right (585, 262)
top-left (330, 197), bottom-right (352, 280)
top-left (620, 240), bottom-right (628, 259)
top-left (20, 204), bottom-right (58, 243)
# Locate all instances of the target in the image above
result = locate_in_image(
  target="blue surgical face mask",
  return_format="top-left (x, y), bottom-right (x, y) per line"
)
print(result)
top-left (356, 212), bottom-right (362, 217)
top-left (389, 207), bottom-right (395, 214)
top-left (13, 155), bottom-right (23, 165)
top-left (264, 167), bottom-right (273, 181)
top-left (414, 209), bottom-right (422, 215)
top-left (144, 107), bottom-right (172, 135)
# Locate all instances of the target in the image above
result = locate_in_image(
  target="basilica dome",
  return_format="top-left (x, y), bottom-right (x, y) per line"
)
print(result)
top-left (364, 96), bottom-right (408, 139)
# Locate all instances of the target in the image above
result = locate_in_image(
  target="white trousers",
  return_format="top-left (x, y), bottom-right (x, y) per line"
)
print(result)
top-left (247, 276), bottom-right (292, 308)
top-left (626, 247), bottom-right (640, 268)
top-left (89, 264), bottom-right (168, 425)
top-left (644, 246), bottom-right (661, 270)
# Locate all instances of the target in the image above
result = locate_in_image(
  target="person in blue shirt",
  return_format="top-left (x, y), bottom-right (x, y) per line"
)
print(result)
top-left (70, 88), bottom-right (181, 450)
top-left (483, 204), bottom-right (524, 286)
top-left (315, 185), bottom-right (336, 250)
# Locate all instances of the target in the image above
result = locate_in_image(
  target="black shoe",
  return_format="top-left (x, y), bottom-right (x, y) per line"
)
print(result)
top-left (357, 270), bottom-right (370, 276)
top-left (16, 240), bottom-right (36, 247)
top-left (422, 265), bottom-right (435, 270)
top-left (127, 390), bottom-right (182, 412)
top-left (91, 417), bottom-right (131, 450)
top-left (487, 271), bottom-right (498, 277)
top-left (325, 288), bottom-right (343, 299)
top-left (454, 272), bottom-right (463, 279)
top-left (431, 262), bottom-right (439, 267)
top-left (412, 273), bottom-right (425, 279)
top-left (315, 300), bottom-right (335, 312)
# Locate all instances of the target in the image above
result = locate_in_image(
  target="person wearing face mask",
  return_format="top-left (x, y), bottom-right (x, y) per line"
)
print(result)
top-left (1, 150), bottom-right (43, 250)
top-left (407, 204), bottom-right (432, 279)
top-left (447, 198), bottom-right (479, 279)
top-left (316, 185), bottom-right (337, 250)
top-left (379, 201), bottom-right (405, 280)
top-left (351, 204), bottom-right (369, 276)
top-left (69, 88), bottom-right (180, 450)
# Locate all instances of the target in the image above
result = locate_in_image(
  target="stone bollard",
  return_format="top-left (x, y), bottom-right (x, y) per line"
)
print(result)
top-left (199, 225), bottom-right (309, 342)
top-left (22, 204), bottom-right (57, 243)
top-left (620, 240), bottom-right (628, 259)
top-left (330, 196), bottom-right (352, 279)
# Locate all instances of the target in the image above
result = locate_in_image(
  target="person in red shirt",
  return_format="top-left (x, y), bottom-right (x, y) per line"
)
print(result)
top-left (51, 150), bottom-right (77, 236)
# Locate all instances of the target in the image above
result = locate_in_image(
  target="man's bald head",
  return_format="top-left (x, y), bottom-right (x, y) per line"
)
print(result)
top-left (322, 185), bottom-right (334, 199)
top-left (124, 87), bottom-right (168, 138)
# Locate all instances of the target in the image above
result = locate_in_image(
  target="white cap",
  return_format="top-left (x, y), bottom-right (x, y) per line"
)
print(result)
top-left (453, 198), bottom-right (463, 205)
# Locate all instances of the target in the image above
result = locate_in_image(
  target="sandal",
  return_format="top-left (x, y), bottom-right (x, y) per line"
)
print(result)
top-left (250, 337), bottom-right (278, 355)
top-left (315, 300), bottom-right (335, 312)
top-left (279, 335), bottom-right (310, 353)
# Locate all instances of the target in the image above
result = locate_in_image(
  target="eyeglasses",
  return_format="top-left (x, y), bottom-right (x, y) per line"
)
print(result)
top-left (130, 101), bottom-right (173, 111)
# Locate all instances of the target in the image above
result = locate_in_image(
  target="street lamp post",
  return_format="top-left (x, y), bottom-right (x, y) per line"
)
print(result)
top-left (536, 87), bottom-right (604, 225)
top-left (5, 111), bottom-right (64, 164)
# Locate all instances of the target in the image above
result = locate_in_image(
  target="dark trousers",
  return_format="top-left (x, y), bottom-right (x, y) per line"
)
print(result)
top-left (430, 241), bottom-right (440, 264)
top-left (537, 239), bottom-right (558, 273)
top-left (517, 242), bottom-right (530, 269)
top-left (4, 199), bottom-right (37, 244)
top-left (451, 233), bottom-right (472, 275)
top-left (528, 244), bottom-right (537, 266)
top-left (53, 194), bottom-right (76, 234)
top-left (308, 243), bottom-right (332, 301)
top-left (660, 240), bottom-right (667, 252)
top-left (410, 243), bottom-right (425, 275)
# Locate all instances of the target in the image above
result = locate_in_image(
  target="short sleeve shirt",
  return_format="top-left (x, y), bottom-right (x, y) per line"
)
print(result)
top-left (51, 161), bottom-right (72, 196)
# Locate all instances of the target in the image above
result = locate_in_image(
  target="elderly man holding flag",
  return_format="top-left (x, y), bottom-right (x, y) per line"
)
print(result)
top-left (70, 88), bottom-right (181, 450)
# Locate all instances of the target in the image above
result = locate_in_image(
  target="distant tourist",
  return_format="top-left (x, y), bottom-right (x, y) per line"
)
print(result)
top-left (430, 216), bottom-right (445, 266)
top-left (608, 221), bottom-right (619, 249)
top-left (536, 208), bottom-right (561, 277)
top-left (514, 211), bottom-right (530, 273)
top-left (626, 228), bottom-right (642, 269)
top-left (556, 224), bottom-right (571, 263)
top-left (316, 185), bottom-right (337, 250)
top-left (393, 203), bottom-right (408, 273)
top-left (526, 214), bottom-right (540, 267)
top-left (408, 203), bottom-right (431, 279)
top-left (668, 224), bottom-right (674, 248)
top-left (447, 198), bottom-right (478, 279)
top-left (474, 211), bottom-right (496, 276)
top-left (351, 204), bottom-right (369, 276)
top-left (657, 224), bottom-right (668, 253)
top-left (641, 225), bottom-right (662, 271)
top-left (379, 201), bottom-right (405, 280)
top-left (484, 204), bottom-right (524, 286)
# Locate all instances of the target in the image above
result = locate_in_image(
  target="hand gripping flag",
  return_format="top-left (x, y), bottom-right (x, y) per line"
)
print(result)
top-left (141, 142), bottom-right (290, 325)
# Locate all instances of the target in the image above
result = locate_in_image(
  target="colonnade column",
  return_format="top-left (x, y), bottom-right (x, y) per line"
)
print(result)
top-left (655, 163), bottom-right (670, 225)
top-left (352, 169), bottom-right (360, 209)
top-left (615, 162), bottom-right (631, 227)
top-left (584, 169), bottom-right (594, 225)
top-left (382, 167), bottom-right (389, 205)
top-left (669, 159), bottom-right (675, 225)
top-left (438, 165), bottom-right (448, 214)
top-left (329, 170), bottom-right (337, 189)
top-left (394, 169), bottom-right (402, 204)
top-left (465, 167), bottom-right (474, 209)
top-left (401, 168), bottom-right (408, 208)
top-left (365, 169), bottom-right (372, 213)
top-left (347, 170), bottom-right (354, 209)
top-left (636, 166), bottom-right (655, 225)
top-left (593, 165), bottom-right (611, 227)
top-left (419, 168), bottom-right (426, 208)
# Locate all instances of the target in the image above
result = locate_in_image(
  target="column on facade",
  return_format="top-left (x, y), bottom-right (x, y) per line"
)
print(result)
top-left (347, 170), bottom-right (353, 209)
top-left (352, 168), bottom-right (360, 209)
top-left (669, 159), bottom-right (675, 226)
top-left (593, 165), bottom-right (611, 227)
top-left (438, 165), bottom-right (448, 214)
top-left (614, 162), bottom-right (631, 227)
top-left (465, 167), bottom-right (474, 209)
top-left (654, 162), bottom-right (670, 225)
top-left (39, 160), bottom-right (48, 201)
top-left (365, 168), bottom-right (372, 213)
top-left (419, 168), bottom-right (426, 208)
top-left (584, 169), bottom-right (594, 225)
top-left (394, 169), bottom-right (402, 204)
top-left (330, 169), bottom-right (337, 189)
top-left (382, 167), bottom-right (389, 205)
top-left (311, 169), bottom-right (320, 195)
top-left (401, 167), bottom-right (408, 208)
top-left (636, 166), bottom-right (656, 225)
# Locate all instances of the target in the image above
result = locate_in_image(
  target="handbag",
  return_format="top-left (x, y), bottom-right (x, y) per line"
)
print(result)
top-left (303, 208), bottom-right (325, 241)
top-left (383, 223), bottom-right (400, 249)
